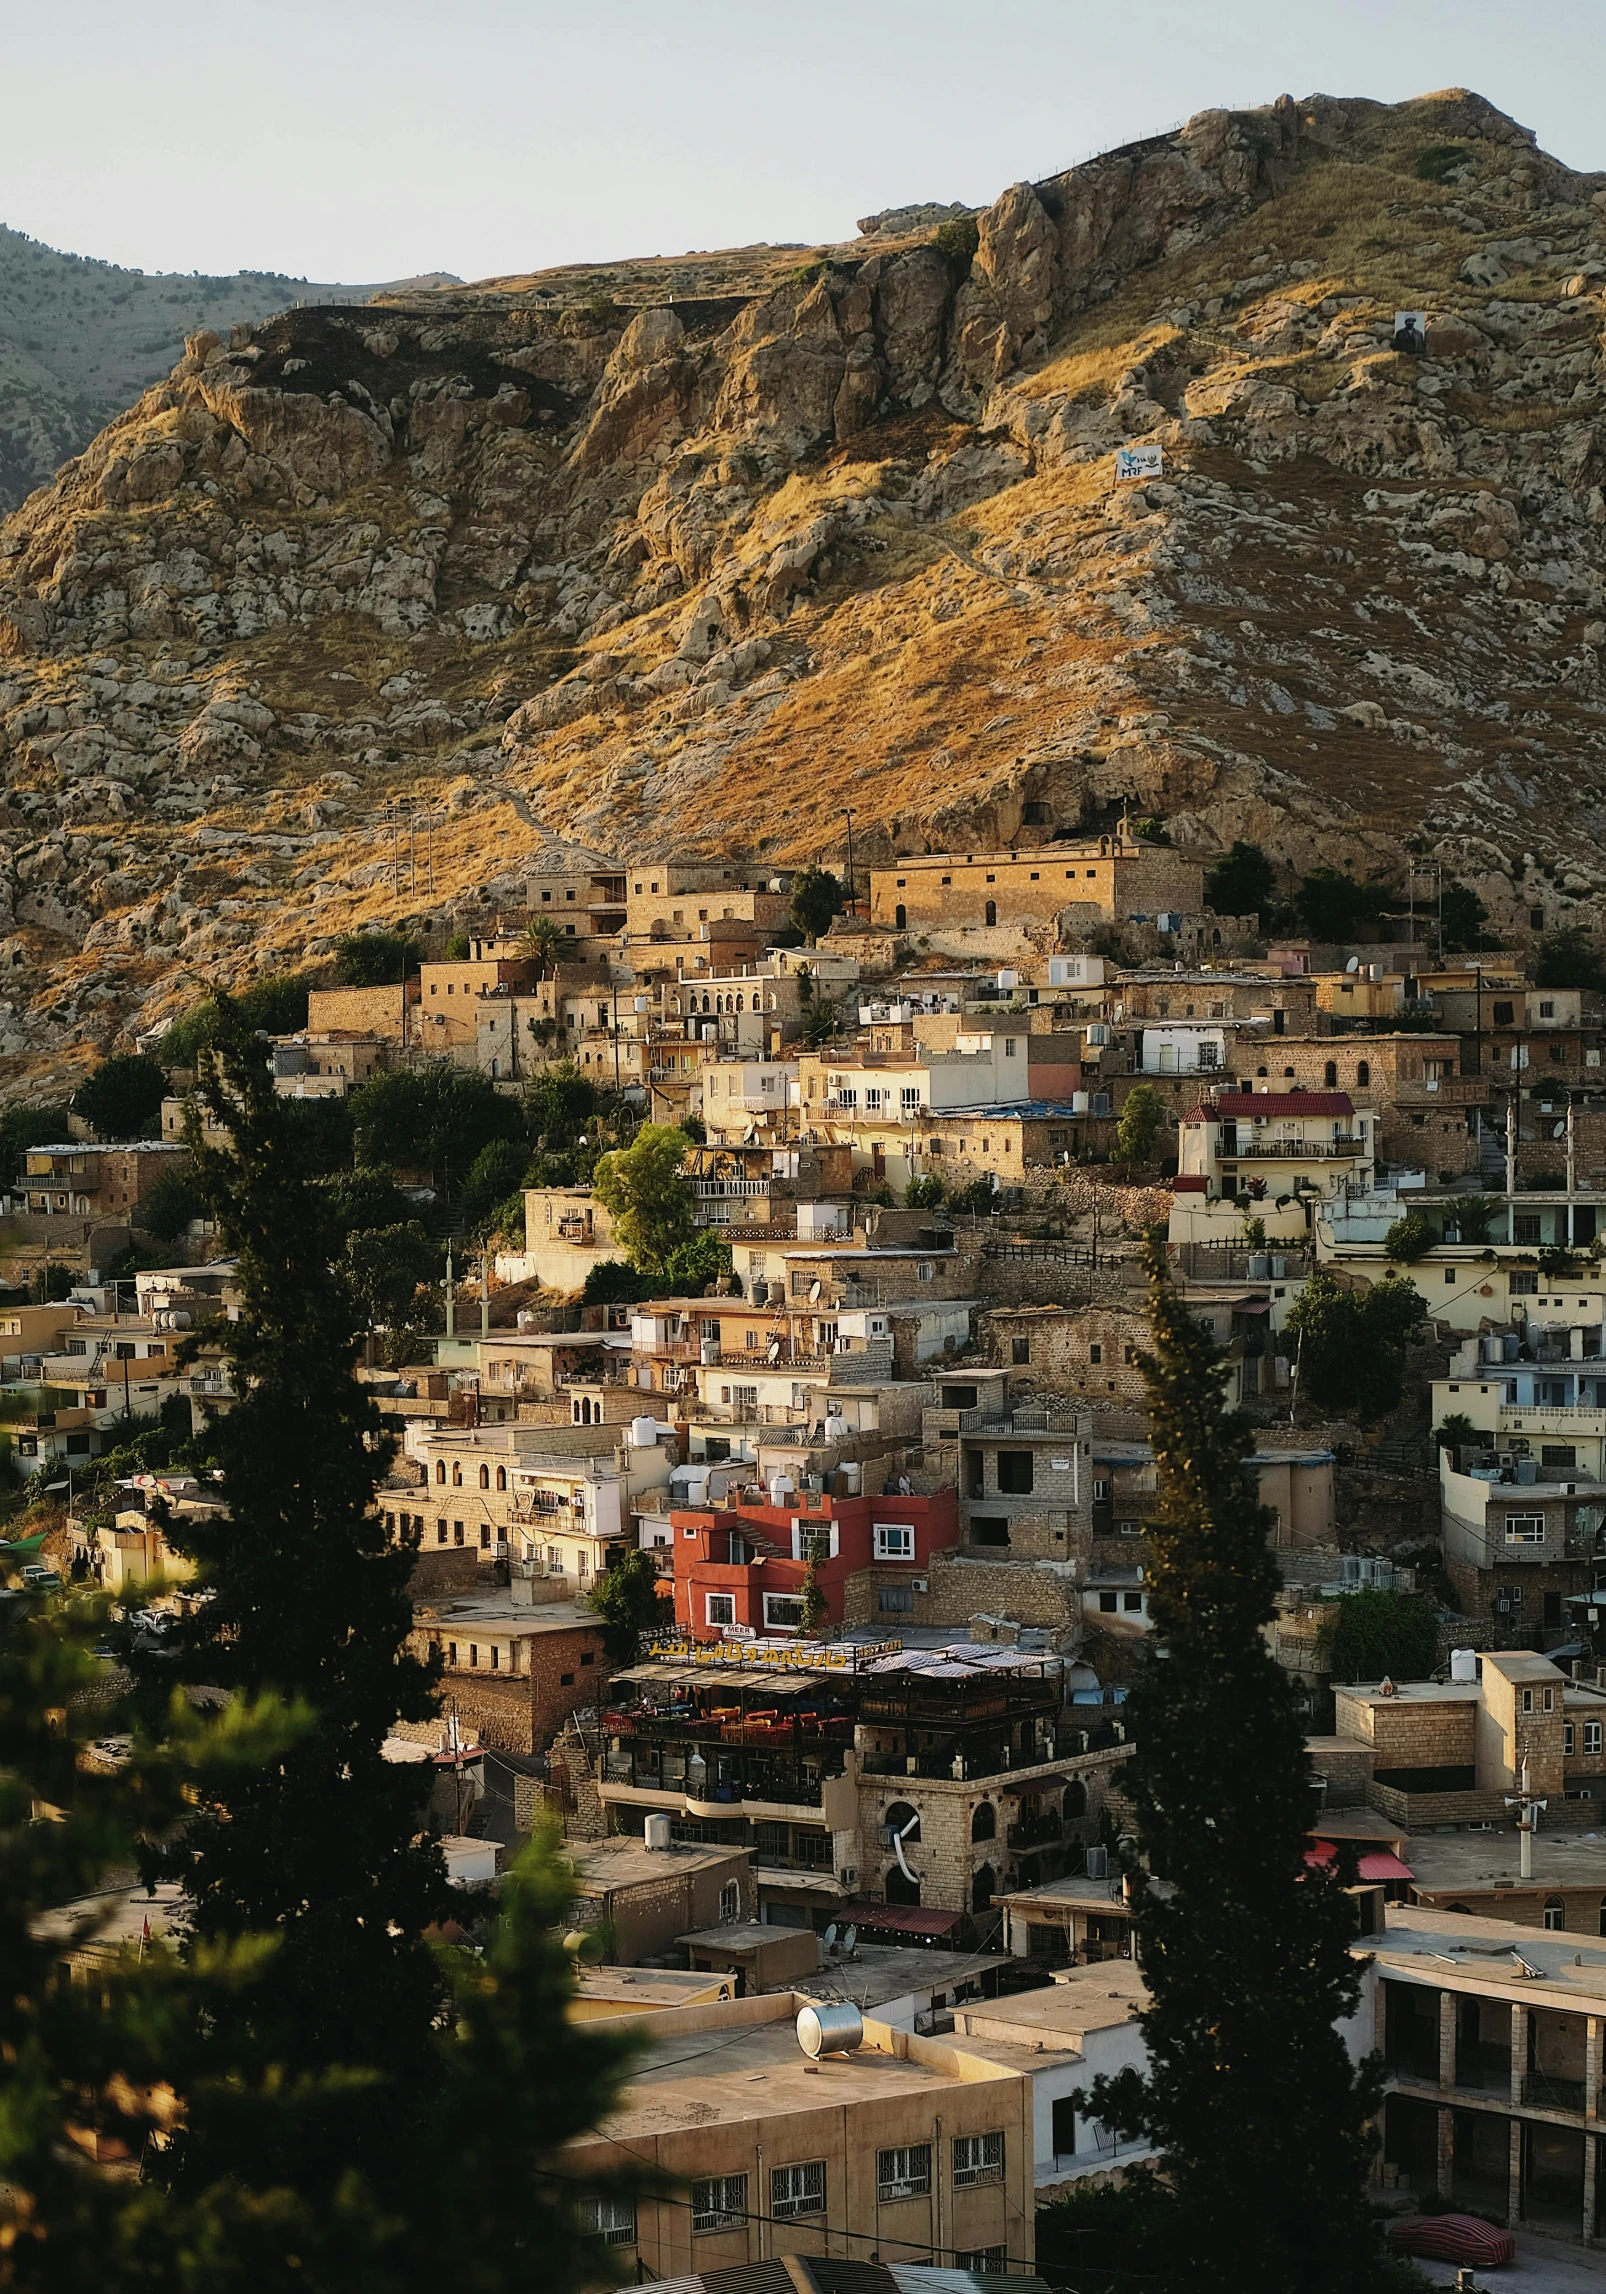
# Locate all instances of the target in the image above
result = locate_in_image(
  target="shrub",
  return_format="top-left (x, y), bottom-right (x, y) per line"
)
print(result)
top-left (1384, 1211), bottom-right (1433, 1263)
top-left (74, 1053), bottom-right (169, 1141)
top-left (1326, 1587), bottom-right (1440, 1684)
top-left (933, 214), bottom-right (980, 269)
top-left (580, 1260), bottom-right (653, 1307)
top-left (334, 930), bottom-right (420, 987)
top-left (905, 1175), bottom-right (945, 1208)
top-left (1415, 144), bottom-right (1470, 181)
top-left (1205, 841), bottom-right (1275, 918)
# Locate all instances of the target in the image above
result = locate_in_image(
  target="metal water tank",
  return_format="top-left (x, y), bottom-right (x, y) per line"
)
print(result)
top-left (796, 2001), bottom-right (864, 2059)
top-left (644, 1814), bottom-right (673, 1851)
top-left (1248, 1252), bottom-right (1271, 1279)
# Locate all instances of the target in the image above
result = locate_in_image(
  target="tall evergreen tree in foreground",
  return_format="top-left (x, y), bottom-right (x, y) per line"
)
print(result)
top-left (149, 995), bottom-right (451, 2265)
top-left (1089, 1232), bottom-right (1382, 2294)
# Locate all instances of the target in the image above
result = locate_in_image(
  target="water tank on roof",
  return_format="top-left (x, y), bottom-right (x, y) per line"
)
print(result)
top-left (1248, 1252), bottom-right (1271, 1279)
top-left (840, 1461), bottom-right (861, 1496)
top-left (1515, 1457), bottom-right (1539, 1485)
top-left (684, 1473), bottom-right (709, 1507)
top-left (768, 1473), bottom-right (795, 1507)
top-left (630, 1416), bottom-right (660, 1447)
top-left (1450, 1648), bottom-right (1478, 1683)
top-left (1270, 1256), bottom-right (1286, 1278)
top-left (796, 2001), bottom-right (863, 2059)
top-left (517, 1311), bottom-right (538, 1331)
top-left (1072, 1091), bottom-right (1091, 1114)
top-left (644, 1814), bottom-right (673, 1851)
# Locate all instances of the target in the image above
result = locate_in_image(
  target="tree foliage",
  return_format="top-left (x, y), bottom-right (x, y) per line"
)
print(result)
top-left (585, 1548), bottom-right (671, 1664)
top-left (1383, 1210), bottom-right (1433, 1263)
top-left (1442, 1192), bottom-right (1495, 1244)
top-left (788, 865), bottom-right (844, 945)
top-left (351, 1065), bottom-right (522, 1192)
top-left (1439, 882), bottom-right (1488, 954)
top-left (73, 1054), bottom-right (169, 1141)
top-left (1325, 1588), bottom-right (1440, 1685)
top-left (343, 1221), bottom-right (440, 1334)
top-left (1116, 1082), bottom-right (1165, 1166)
top-left (661, 1228), bottom-right (732, 1294)
top-left (1535, 925), bottom-right (1606, 993)
top-left (1086, 1234), bottom-right (1383, 2294)
top-left (334, 931), bottom-right (420, 987)
top-left (134, 1166), bottom-right (205, 1244)
top-left (1204, 840), bottom-right (1275, 918)
top-left (591, 1124), bottom-right (695, 1277)
top-left (579, 1259), bottom-right (654, 1307)
top-left (1283, 1267), bottom-right (1425, 1419)
top-left (160, 973), bottom-right (314, 1068)
top-left (0, 1098), bottom-right (74, 1186)
top-left (1294, 868), bottom-right (1392, 943)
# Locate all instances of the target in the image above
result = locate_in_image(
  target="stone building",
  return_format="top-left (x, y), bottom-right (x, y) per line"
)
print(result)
top-left (407, 1591), bottom-right (610, 1755)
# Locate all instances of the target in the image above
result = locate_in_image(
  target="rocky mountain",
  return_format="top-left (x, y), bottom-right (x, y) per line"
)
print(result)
top-left (3, 86), bottom-right (1606, 1094)
top-left (0, 226), bottom-right (459, 510)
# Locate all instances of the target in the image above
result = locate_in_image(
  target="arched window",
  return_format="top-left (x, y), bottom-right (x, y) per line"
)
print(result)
top-left (1063, 1779), bottom-right (1087, 1820)
top-left (1356, 1060), bottom-right (1371, 1087)
top-left (1544, 1897), bottom-right (1565, 1931)
top-left (736, 994), bottom-right (745, 1013)
top-left (884, 1800), bottom-right (920, 1844)
top-left (972, 1863), bottom-right (996, 1913)
top-left (885, 1866), bottom-right (921, 1906)
top-left (895, 904), bottom-right (907, 931)
top-left (1323, 1060), bottom-right (1338, 1087)
top-left (479, 1464), bottom-right (490, 1489)
top-left (435, 1460), bottom-right (446, 1484)
top-left (971, 1801), bottom-right (996, 1842)
top-left (452, 1463), bottom-right (463, 1487)
top-left (496, 1466), bottom-right (506, 1492)
top-left (984, 900), bottom-right (997, 927)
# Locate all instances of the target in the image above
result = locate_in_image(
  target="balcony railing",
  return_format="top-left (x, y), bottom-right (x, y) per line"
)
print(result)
top-left (692, 1178), bottom-right (768, 1198)
top-left (1454, 2043), bottom-right (1511, 2097)
top-left (1225, 1138), bottom-right (1365, 1160)
top-left (1523, 2067), bottom-right (1589, 2114)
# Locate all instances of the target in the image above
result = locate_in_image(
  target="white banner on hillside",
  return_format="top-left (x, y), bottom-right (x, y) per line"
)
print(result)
top-left (1115, 442), bottom-right (1164, 480)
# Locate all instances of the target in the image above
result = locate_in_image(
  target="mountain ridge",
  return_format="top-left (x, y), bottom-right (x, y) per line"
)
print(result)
top-left (2, 86), bottom-right (1606, 1094)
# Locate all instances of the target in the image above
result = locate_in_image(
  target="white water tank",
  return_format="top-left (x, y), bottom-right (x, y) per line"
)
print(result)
top-left (1450, 1648), bottom-right (1478, 1684)
top-left (768, 1473), bottom-right (795, 1507)
top-left (644, 1813), bottom-right (673, 1851)
top-left (840, 1461), bottom-right (861, 1496)
top-left (796, 2001), bottom-right (863, 2059)
top-left (630, 1416), bottom-right (660, 1447)
top-left (1072, 1091), bottom-right (1091, 1114)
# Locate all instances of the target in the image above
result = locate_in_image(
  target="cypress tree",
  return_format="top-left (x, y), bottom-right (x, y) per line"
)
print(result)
top-left (1089, 1233), bottom-right (1382, 2293)
top-left (148, 995), bottom-right (450, 2265)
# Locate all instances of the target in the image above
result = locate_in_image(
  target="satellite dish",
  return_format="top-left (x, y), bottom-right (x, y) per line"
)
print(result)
top-left (1345, 956), bottom-right (1360, 974)
top-left (823, 1922), bottom-right (839, 1953)
top-left (843, 1925), bottom-right (858, 1957)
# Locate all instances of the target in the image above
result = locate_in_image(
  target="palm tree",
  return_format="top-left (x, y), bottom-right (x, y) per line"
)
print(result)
top-left (521, 917), bottom-right (563, 978)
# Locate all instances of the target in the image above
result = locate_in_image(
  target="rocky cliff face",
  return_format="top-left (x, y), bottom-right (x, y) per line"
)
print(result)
top-left (0, 225), bottom-right (460, 512)
top-left (3, 87), bottom-right (1606, 1090)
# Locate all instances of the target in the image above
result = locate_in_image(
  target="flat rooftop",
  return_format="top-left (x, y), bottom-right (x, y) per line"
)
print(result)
top-left (574, 1966), bottom-right (733, 2010)
top-left (998, 1873), bottom-right (1132, 1916)
top-left (411, 1594), bottom-right (599, 1638)
top-left (951, 1963), bottom-right (1148, 2064)
top-left (1369, 1906), bottom-right (1606, 2006)
top-left (798, 1944), bottom-right (1011, 2011)
top-left (568, 1836), bottom-right (748, 1894)
top-left (1405, 1827), bottom-right (1606, 1895)
top-left (602, 2008), bottom-right (984, 2137)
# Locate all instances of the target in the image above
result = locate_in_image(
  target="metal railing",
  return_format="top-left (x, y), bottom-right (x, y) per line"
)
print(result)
top-left (1225, 1139), bottom-right (1364, 1160)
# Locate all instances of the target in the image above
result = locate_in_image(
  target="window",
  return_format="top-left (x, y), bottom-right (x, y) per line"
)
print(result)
top-left (879, 1584), bottom-right (915, 1615)
top-left (578, 2194), bottom-right (637, 2247)
top-left (874, 1522), bottom-right (915, 1560)
top-left (1089, 1342), bottom-right (1103, 1364)
top-left (1588, 1721), bottom-right (1604, 1756)
top-left (453, 1520), bottom-right (465, 1544)
top-left (435, 1460), bottom-right (446, 1484)
top-left (1123, 1590), bottom-right (1144, 1612)
top-left (1356, 1061), bottom-right (1370, 1087)
top-left (1012, 1335), bottom-right (1030, 1364)
top-left (952, 2131), bottom-right (1005, 2188)
top-left (1493, 1000), bottom-right (1515, 1026)
top-left (1566, 1723), bottom-right (1577, 1755)
top-left (706, 1592), bottom-right (736, 1627)
top-left (1544, 1897), bottom-right (1566, 1931)
top-left (956, 2250), bottom-right (1008, 2275)
top-left (1099, 1590), bottom-right (1118, 1612)
top-left (901, 1086), bottom-right (920, 1110)
top-left (971, 1801), bottom-right (996, 1842)
top-left (692, 2174), bottom-right (747, 2234)
top-left (771, 2161), bottom-right (825, 2220)
top-left (1505, 1514), bottom-right (1546, 1545)
top-left (437, 1517), bottom-right (447, 1543)
top-left (764, 1592), bottom-right (807, 1632)
top-left (884, 1801), bottom-right (920, 1843)
top-left (719, 1881), bottom-right (740, 1922)
top-left (1513, 1215), bottom-right (1542, 1246)
top-left (496, 1465), bottom-right (506, 1491)
top-left (997, 1450), bottom-right (1033, 1494)
top-left (1510, 1272), bottom-right (1539, 1296)
top-left (479, 1463), bottom-right (490, 1489)
top-left (878, 2145), bottom-right (932, 2201)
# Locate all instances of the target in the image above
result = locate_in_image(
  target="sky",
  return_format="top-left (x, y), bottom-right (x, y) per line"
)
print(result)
top-left (8, 0), bottom-right (1606, 287)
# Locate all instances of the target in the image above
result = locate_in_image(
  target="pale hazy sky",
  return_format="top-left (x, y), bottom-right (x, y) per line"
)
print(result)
top-left (8, 0), bottom-right (1606, 286)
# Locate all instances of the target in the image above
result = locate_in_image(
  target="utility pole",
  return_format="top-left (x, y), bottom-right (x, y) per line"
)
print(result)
top-left (842, 809), bottom-right (855, 918)
top-left (443, 1238), bottom-right (456, 1342)
top-left (1505, 1758), bottom-right (1548, 1881)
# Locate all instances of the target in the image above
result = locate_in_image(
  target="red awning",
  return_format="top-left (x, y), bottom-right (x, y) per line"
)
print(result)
top-left (1170, 1175), bottom-right (1208, 1194)
top-left (1306, 1840), bottom-right (1414, 1883)
top-left (840, 1901), bottom-right (964, 1938)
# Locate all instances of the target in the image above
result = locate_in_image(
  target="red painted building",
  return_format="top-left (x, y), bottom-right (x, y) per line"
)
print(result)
top-left (673, 1490), bottom-right (961, 1641)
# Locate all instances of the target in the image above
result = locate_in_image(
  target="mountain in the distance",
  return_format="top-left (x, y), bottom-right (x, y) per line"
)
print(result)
top-left (0, 226), bottom-right (460, 508)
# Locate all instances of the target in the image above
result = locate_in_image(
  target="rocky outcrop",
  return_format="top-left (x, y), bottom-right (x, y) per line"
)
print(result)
top-left (5, 87), bottom-right (1606, 1090)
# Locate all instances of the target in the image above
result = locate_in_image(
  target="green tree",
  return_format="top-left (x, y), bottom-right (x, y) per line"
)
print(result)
top-left (579, 1259), bottom-right (654, 1307)
top-left (799, 995), bottom-right (840, 1047)
top-left (351, 1065), bottom-right (523, 1192)
top-left (1294, 868), bottom-right (1391, 943)
top-left (1325, 1587), bottom-right (1440, 1685)
top-left (933, 213), bottom-right (980, 269)
top-left (1383, 1210), bottom-right (1433, 1262)
top-left (788, 865), bottom-right (844, 945)
top-left (1439, 882), bottom-right (1488, 955)
top-left (904, 1174), bottom-right (945, 1208)
top-left (147, 993), bottom-right (453, 2255)
top-left (343, 1221), bottom-right (440, 1335)
top-left (520, 917), bottom-right (565, 977)
top-left (592, 1124), bottom-right (694, 1276)
top-left (1536, 925), bottom-right (1606, 993)
top-left (585, 1547), bottom-right (670, 1664)
top-left (523, 1060), bottom-right (598, 1150)
top-left (662, 1228), bottom-right (732, 1293)
top-left (1086, 1234), bottom-right (1382, 2294)
top-left (1204, 840), bottom-right (1275, 918)
top-left (0, 1098), bottom-right (74, 1186)
top-left (1116, 1082), bottom-right (1165, 1166)
top-left (1442, 1192), bottom-right (1495, 1244)
top-left (797, 1531), bottom-right (829, 1637)
top-left (459, 1136), bottom-right (530, 1235)
top-left (334, 930), bottom-right (420, 987)
top-left (324, 1163), bottom-right (418, 1244)
top-left (161, 973), bottom-right (314, 1068)
top-left (73, 1053), bottom-right (169, 1141)
top-left (443, 931), bottom-right (471, 960)
top-left (135, 1165), bottom-right (205, 1244)
top-left (1283, 1267), bottom-right (1426, 1419)
top-left (1435, 1410), bottom-right (1478, 1452)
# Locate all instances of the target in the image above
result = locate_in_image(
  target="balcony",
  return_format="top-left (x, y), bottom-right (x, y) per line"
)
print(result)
top-left (1454, 2042), bottom-right (1511, 2097)
top-left (1522, 2067), bottom-right (1589, 2115)
top-left (692, 1178), bottom-right (768, 1199)
top-left (1498, 1403), bottom-right (1606, 1432)
top-left (1224, 1138), bottom-right (1365, 1160)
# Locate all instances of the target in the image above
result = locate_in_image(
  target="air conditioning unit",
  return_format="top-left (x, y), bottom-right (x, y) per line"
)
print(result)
top-left (1084, 1845), bottom-right (1109, 1879)
top-left (914, 1578), bottom-right (928, 1593)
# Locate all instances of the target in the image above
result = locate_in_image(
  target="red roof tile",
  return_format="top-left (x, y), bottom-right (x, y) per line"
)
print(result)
top-left (1207, 1090), bottom-right (1355, 1119)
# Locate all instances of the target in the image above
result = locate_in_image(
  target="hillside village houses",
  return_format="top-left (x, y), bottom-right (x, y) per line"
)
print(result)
top-left (32, 822), bottom-right (1606, 2252)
